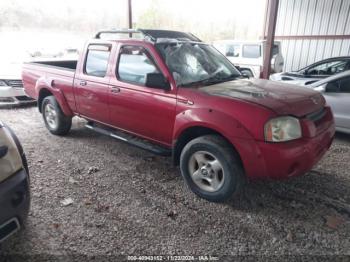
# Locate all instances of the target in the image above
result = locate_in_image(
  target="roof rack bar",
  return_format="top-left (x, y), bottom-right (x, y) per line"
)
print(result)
top-left (94, 29), bottom-right (200, 43)
top-left (95, 29), bottom-right (142, 39)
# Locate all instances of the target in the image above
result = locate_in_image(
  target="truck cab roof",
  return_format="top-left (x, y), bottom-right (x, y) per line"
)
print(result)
top-left (94, 29), bottom-right (202, 44)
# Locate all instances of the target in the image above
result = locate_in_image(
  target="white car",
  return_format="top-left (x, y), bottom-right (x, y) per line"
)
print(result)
top-left (0, 61), bottom-right (35, 107)
top-left (213, 40), bottom-right (284, 78)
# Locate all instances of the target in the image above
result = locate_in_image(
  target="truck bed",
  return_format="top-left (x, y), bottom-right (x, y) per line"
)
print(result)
top-left (28, 60), bottom-right (77, 71)
top-left (22, 60), bottom-right (77, 111)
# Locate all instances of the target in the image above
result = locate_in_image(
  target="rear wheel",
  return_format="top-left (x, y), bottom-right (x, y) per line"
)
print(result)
top-left (42, 96), bottom-right (72, 135)
top-left (180, 135), bottom-right (245, 202)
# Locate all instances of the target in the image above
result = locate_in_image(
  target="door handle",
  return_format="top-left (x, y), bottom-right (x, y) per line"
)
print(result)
top-left (79, 80), bottom-right (87, 86)
top-left (111, 86), bottom-right (120, 93)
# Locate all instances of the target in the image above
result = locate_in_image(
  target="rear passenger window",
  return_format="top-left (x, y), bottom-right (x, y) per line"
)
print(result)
top-left (242, 45), bottom-right (261, 58)
top-left (117, 45), bottom-right (160, 85)
top-left (85, 45), bottom-right (111, 77)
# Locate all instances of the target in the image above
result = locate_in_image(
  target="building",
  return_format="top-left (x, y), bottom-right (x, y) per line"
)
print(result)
top-left (275, 0), bottom-right (350, 71)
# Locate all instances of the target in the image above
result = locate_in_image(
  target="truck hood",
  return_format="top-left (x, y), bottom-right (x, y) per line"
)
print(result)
top-left (199, 78), bottom-right (324, 117)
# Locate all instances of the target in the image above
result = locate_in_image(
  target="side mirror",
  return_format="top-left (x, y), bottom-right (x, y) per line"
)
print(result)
top-left (238, 68), bottom-right (252, 79)
top-left (241, 72), bottom-right (250, 79)
top-left (145, 73), bottom-right (171, 90)
top-left (314, 85), bottom-right (325, 92)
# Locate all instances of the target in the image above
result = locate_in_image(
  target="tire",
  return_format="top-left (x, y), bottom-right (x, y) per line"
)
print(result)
top-left (180, 135), bottom-right (245, 202)
top-left (41, 96), bottom-right (72, 135)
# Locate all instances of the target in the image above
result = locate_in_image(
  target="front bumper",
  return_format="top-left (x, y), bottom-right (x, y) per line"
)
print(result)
top-left (255, 122), bottom-right (335, 179)
top-left (0, 86), bottom-right (35, 107)
top-left (0, 168), bottom-right (30, 242)
top-left (235, 106), bottom-right (335, 180)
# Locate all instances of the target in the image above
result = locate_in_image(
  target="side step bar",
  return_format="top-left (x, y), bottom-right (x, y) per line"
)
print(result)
top-left (85, 123), bottom-right (171, 156)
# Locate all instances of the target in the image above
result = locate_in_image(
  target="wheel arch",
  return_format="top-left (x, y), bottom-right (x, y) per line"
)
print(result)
top-left (38, 88), bottom-right (53, 113)
top-left (36, 87), bottom-right (73, 116)
top-left (172, 125), bottom-right (244, 169)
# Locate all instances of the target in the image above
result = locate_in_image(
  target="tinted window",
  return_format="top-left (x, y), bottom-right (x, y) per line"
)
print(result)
top-left (117, 45), bottom-right (160, 85)
top-left (242, 45), bottom-right (261, 58)
top-left (307, 60), bottom-right (348, 76)
top-left (226, 44), bottom-right (240, 57)
top-left (339, 77), bottom-right (350, 93)
top-left (85, 47), bottom-right (110, 77)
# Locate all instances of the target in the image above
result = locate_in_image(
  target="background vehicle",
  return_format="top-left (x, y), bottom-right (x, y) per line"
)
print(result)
top-left (22, 29), bottom-right (334, 202)
top-left (0, 122), bottom-right (30, 242)
top-left (213, 40), bottom-right (284, 78)
top-left (310, 71), bottom-right (350, 134)
top-left (270, 56), bottom-right (350, 85)
top-left (0, 50), bottom-right (36, 107)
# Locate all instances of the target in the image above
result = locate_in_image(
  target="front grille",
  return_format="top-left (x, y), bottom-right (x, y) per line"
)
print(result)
top-left (15, 96), bottom-right (35, 101)
top-left (0, 97), bottom-right (15, 103)
top-left (5, 80), bottom-right (23, 88)
top-left (306, 108), bottom-right (326, 123)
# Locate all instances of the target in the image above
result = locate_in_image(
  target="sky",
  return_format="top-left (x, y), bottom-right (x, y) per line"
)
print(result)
top-left (0, 0), bottom-right (267, 62)
top-left (1, 0), bottom-right (266, 34)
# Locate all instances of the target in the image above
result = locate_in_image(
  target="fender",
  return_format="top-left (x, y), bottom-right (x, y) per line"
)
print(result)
top-left (35, 77), bottom-right (74, 117)
top-left (173, 108), bottom-right (254, 142)
top-left (173, 108), bottom-right (267, 179)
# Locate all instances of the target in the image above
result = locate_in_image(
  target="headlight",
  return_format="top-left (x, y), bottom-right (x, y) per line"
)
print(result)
top-left (0, 126), bottom-right (23, 182)
top-left (0, 80), bottom-right (8, 86)
top-left (264, 116), bottom-right (302, 142)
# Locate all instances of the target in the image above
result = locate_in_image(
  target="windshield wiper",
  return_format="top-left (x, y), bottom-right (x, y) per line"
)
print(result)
top-left (180, 74), bottom-right (240, 87)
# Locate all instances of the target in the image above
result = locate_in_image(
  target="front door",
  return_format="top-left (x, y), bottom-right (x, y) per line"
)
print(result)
top-left (108, 44), bottom-right (177, 146)
top-left (324, 76), bottom-right (350, 130)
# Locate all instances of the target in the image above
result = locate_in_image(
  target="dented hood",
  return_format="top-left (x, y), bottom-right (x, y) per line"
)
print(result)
top-left (199, 78), bottom-right (324, 117)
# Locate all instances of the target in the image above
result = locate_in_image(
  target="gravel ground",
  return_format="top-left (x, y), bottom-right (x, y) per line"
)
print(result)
top-left (0, 106), bottom-right (349, 261)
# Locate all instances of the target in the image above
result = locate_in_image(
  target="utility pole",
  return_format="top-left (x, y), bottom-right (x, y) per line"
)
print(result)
top-left (262, 0), bottom-right (279, 79)
top-left (128, 0), bottom-right (132, 29)
top-left (127, 0), bottom-right (133, 37)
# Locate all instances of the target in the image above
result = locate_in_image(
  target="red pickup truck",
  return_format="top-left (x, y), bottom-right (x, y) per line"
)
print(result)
top-left (22, 29), bottom-right (335, 202)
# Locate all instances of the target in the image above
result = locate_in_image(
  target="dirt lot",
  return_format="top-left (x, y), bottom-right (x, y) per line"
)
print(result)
top-left (0, 106), bottom-right (349, 261)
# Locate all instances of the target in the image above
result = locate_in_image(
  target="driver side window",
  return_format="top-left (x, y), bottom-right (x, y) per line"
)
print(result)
top-left (326, 77), bottom-right (350, 93)
top-left (117, 45), bottom-right (160, 86)
top-left (339, 77), bottom-right (350, 93)
top-left (307, 60), bottom-right (348, 76)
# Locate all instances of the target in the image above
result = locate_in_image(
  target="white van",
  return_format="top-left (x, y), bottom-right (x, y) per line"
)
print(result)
top-left (213, 40), bottom-right (284, 78)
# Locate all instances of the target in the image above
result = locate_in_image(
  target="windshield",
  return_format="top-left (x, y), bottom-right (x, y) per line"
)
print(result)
top-left (156, 42), bottom-right (241, 87)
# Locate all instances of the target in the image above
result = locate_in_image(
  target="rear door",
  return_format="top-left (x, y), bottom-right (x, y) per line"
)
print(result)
top-left (323, 76), bottom-right (350, 130)
top-left (108, 44), bottom-right (177, 146)
top-left (74, 44), bottom-right (112, 123)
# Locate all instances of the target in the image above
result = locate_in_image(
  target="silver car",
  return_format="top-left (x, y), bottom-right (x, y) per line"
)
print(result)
top-left (310, 71), bottom-right (350, 134)
top-left (270, 56), bottom-right (350, 85)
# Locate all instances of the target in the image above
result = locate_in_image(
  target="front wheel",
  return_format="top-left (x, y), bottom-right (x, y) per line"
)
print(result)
top-left (180, 135), bottom-right (245, 202)
top-left (42, 96), bottom-right (72, 136)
